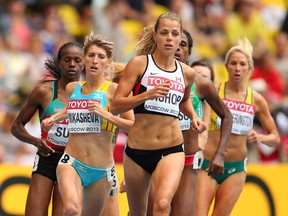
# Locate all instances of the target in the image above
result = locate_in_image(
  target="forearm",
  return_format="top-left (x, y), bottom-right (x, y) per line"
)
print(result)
top-left (103, 112), bottom-right (134, 133)
top-left (198, 131), bottom-right (208, 150)
top-left (216, 114), bottom-right (233, 156)
top-left (258, 132), bottom-right (280, 147)
top-left (111, 93), bottom-right (149, 115)
top-left (11, 124), bottom-right (39, 146)
top-left (51, 108), bottom-right (68, 122)
top-left (179, 98), bottom-right (197, 120)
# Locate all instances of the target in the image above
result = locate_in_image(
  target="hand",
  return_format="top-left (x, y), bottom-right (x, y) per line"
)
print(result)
top-left (207, 153), bottom-right (225, 175)
top-left (247, 129), bottom-right (261, 145)
top-left (148, 80), bottom-right (170, 100)
top-left (119, 179), bottom-right (127, 193)
top-left (41, 117), bottom-right (55, 132)
top-left (88, 100), bottom-right (107, 118)
top-left (192, 116), bottom-right (207, 133)
top-left (34, 138), bottom-right (55, 157)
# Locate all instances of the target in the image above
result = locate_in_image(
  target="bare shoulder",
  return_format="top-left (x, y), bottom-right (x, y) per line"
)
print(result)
top-left (66, 81), bottom-right (80, 95)
top-left (23, 81), bottom-right (53, 106)
top-left (252, 89), bottom-right (269, 112)
top-left (128, 55), bottom-right (147, 66)
top-left (108, 81), bottom-right (118, 93)
top-left (125, 55), bottom-right (147, 76)
top-left (179, 62), bottom-right (196, 85)
top-left (195, 74), bottom-right (215, 94)
top-left (32, 81), bottom-right (52, 98)
top-left (107, 82), bottom-right (118, 103)
top-left (195, 74), bottom-right (212, 86)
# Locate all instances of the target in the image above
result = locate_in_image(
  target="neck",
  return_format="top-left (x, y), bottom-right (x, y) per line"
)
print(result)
top-left (226, 81), bottom-right (246, 93)
top-left (152, 52), bottom-right (175, 70)
top-left (84, 77), bottom-right (106, 91)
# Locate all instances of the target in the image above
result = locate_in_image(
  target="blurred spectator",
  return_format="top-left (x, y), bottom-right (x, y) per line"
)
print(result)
top-left (0, 109), bottom-right (36, 164)
top-left (182, 0), bottom-right (227, 59)
top-left (73, 2), bottom-right (93, 42)
top-left (57, 1), bottom-right (93, 42)
top-left (248, 43), bottom-right (286, 163)
top-left (273, 31), bottom-right (288, 95)
top-left (38, 3), bottom-right (69, 55)
top-left (224, 0), bottom-right (272, 58)
top-left (169, 0), bottom-right (194, 42)
top-left (258, 0), bottom-right (286, 35)
top-left (280, 10), bottom-right (288, 34)
top-left (92, 0), bottom-right (131, 61)
top-left (273, 106), bottom-right (288, 162)
top-left (25, 33), bottom-right (51, 85)
top-left (0, 0), bottom-right (32, 51)
top-left (0, 33), bottom-right (30, 93)
top-left (250, 50), bottom-right (285, 113)
top-left (0, 144), bottom-right (5, 163)
top-left (0, 34), bottom-right (7, 93)
top-left (92, 0), bottom-right (159, 61)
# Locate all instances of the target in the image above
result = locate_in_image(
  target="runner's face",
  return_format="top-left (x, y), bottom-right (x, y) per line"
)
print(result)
top-left (175, 34), bottom-right (190, 63)
top-left (154, 18), bottom-right (182, 56)
top-left (84, 45), bottom-right (111, 77)
top-left (226, 51), bottom-right (250, 82)
top-left (60, 46), bottom-right (83, 81)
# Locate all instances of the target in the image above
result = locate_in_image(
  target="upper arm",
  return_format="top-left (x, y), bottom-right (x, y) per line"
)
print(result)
top-left (14, 84), bottom-right (49, 126)
top-left (108, 82), bottom-right (135, 121)
top-left (120, 109), bottom-right (135, 122)
top-left (202, 101), bottom-right (211, 125)
top-left (254, 91), bottom-right (278, 133)
top-left (198, 78), bottom-right (229, 119)
top-left (181, 63), bottom-right (196, 101)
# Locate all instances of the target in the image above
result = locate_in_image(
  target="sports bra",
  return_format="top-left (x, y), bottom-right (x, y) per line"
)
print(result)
top-left (209, 82), bottom-right (256, 135)
top-left (40, 81), bottom-right (68, 150)
top-left (133, 54), bottom-right (185, 118)
top-left (67, 81), bottom-right (116, 134)
top-left (179, 83), bottom-right (204, 131)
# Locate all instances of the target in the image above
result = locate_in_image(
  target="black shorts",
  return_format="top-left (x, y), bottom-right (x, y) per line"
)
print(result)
top-left (125, 143), bottom-right (184, 174)
top-left (32, 152), bottom-right (63, 182)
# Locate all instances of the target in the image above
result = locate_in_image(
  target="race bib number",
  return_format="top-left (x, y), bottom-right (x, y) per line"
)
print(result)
top-left (59, 152), bottom-right (75, 165)
top-left (107, 166), bottom-right (115, 182)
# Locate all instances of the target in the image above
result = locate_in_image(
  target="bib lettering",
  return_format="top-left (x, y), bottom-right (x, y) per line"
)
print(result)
top-left (67, 99), bottom-right (101, 133)
top-left (217, 99), bottom-right (255, 135)
top-left (144, 76), bottom-right (184, 117)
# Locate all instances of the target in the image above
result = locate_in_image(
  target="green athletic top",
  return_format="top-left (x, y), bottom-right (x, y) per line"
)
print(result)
top-left (179, 83), bottom-right (204, 131)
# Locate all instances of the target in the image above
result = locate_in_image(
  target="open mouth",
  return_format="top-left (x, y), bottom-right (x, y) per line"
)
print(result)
top-left (174, 53), bottom-right (181, 60)
top-left (91, 66), bottom-right (98, 71)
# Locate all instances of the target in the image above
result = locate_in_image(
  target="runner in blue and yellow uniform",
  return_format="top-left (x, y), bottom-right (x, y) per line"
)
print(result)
top-left (41, 33), bottom-right (134, 216)
top-left (11, 42), bottom-right (84, 216)
top-left (196, 38), bottom-right (280, 216)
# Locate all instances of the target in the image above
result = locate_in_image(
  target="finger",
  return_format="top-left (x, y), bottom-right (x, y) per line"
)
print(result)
top-left (47, 147), bottom-right (55, 153)
top-left (42, 142), bottom-right (55, 153)
top-left (39, 151), bottom-right (50, 157)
